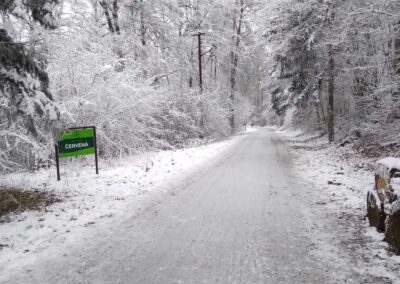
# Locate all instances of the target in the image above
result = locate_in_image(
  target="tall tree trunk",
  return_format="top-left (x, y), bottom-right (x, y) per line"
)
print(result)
top-left (316, 77), bottom-right (323, 124)
top-left (140, 0), bottom-right (146, 45)
top-left (112, 0), bottom-right (120, 35)
top-left (196, 33), bottom-right (204, 93)
top-left (189, 49), bottom-right (194, 88)
top-left (393, 21), bottom-right (400, 105)
top-left (211, 44), bottom-right (217, 82)
top-left (99, 1), bottom-right (114, 33)
top-left (320, 101), bottom-right (326, 123)
top-left (229, 0), bottom-right (245, 132)
top-left (325, 0), bottom-right (335, 142)
top-left (230, 50), bottom-right (238, 131)
top-left (327, 44), bottom-right (335, 143)
top-left (315, 105), bottom-right (320, 124)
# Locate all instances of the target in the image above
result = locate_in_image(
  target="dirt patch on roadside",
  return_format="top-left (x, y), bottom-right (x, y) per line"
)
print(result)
top-left (0, 187), bottom-right (61, 223)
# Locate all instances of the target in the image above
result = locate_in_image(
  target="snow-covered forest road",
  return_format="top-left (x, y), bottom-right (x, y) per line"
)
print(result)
top-left (0, 129), bottom-right (395, 283)
top-left (2, 0), bottom-right (400, 282)
top-left (1, 129), bottom-right (325, 283)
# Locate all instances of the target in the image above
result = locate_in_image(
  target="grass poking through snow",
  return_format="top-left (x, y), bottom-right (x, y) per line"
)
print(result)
top-left (0, 187), bottom-right (61, 223)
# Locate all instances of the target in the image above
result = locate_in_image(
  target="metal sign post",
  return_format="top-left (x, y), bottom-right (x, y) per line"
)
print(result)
top-left (55, 144), bottom-right (61, 181)
top-left (93, 126), bottom-right (99, 175)
top-left (55, 126), bottom-right (99, 181)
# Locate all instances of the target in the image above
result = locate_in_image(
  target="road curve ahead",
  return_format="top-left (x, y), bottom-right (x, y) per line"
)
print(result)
top-left (3, 128), bottom-right (331, 284)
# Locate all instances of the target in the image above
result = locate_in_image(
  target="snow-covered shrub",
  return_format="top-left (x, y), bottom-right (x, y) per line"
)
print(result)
top-left (201, 90), bottom-right (231, 138)
top-left (140, 90), bottom-right (201, 149)
top-left (234, 94), bottom-right (252, 130)
top-left (47, 25), bottom-right (229, 158)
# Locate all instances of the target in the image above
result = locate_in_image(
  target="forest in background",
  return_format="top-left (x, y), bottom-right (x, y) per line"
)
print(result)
top-left (263, 0), bottom-right (400, 158)
top-left (1, 0), bottom-right (399, 172)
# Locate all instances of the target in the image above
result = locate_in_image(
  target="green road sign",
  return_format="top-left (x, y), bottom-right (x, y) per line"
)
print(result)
top-left (55, 126), bottom-right (99, 181)
top-left (58, 128), bottom-right (95, 158)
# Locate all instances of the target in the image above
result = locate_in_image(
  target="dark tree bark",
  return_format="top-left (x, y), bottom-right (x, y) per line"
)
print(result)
top-left (211, 44), bottom-right (217, 82)
top-left (324, 0), bottom-right (335, 143)
top-left (140, 0), bottom-right (146, 45)
top-left (189, 49), bottom-right (194, 88)
top-left (194, 32), bottom-right (205, 93)
top-left (327, 44), bottom-right (335, 143)
top-left (112, 0), bottom-right (120, 35)
top-left (99, 1), bottom-right (114, 33)
top-left (229, 0), bottom-right (245, 132)
top-left (229, 49), bottom-right (238, 131)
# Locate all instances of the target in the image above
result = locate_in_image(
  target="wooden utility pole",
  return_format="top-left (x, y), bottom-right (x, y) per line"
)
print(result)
top-left (192, 32), bottom-right (206, 129)
top-left (192, 32), bottom-right (205, 93)
top-left (230, 0), bottom-right (245, 132)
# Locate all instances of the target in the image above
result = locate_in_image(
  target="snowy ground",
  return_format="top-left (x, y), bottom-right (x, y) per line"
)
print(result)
top-left (0, 135), bottom-right (238, 277)
top-left (276, 127), bottom-right (400, 283)
top-left (1, 127), bottom-right (400, 283)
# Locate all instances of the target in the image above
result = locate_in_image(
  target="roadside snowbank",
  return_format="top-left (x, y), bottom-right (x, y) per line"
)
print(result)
top-left (277, 127), bottom-right (400, 283)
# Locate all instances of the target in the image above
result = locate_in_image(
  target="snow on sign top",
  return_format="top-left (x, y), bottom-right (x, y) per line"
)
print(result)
top-left (375, 157), bottom-right (400, 176)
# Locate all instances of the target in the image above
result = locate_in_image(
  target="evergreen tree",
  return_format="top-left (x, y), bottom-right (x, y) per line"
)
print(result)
top-left (0, 0), bottom-right (59, 171)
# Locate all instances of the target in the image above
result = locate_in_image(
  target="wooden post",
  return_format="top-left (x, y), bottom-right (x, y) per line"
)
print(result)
top-left (93, 126), bottom-right (99, 175)
top-left (55, 144), bottom-right (60, 181)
